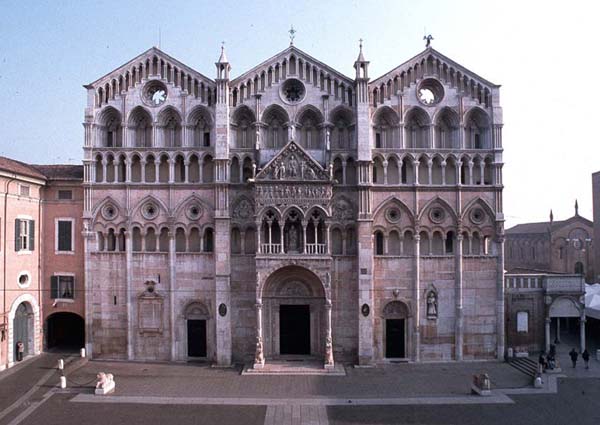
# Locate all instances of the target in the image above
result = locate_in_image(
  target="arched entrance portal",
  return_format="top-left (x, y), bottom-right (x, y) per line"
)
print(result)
top-left (383, 301), bottom-right (410, 359)
top-left (258, 266), bottom-right (329, 362)
top-left (46, 313), bottom-right (84, 351)
top-left (13, 302), bottom-right (34, 360)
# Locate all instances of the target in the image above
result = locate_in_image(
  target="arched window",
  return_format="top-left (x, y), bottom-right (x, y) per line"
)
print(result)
top-left (203, 228), bottom-right (214, 252)
top-left (98, 107), bottom-right (122, 147)
top-left (262, 106), bottom-right (288, 148)
top-left (575, 262), bottom-right (584, 275)
top-left (372, 107), bottom-right (399, 149)
top-left (465, 108), bottom-right (491, 149)
top-left (176, 227), bottom-right (186, 252)
top-left (434, 108), bottom-right (459, 149)
top-left (189, 106), bottom-right (212, 148)
top-left (132, 227), bottom-right (142, 251)
top-left (332, 228), bottom-right (343, 255)
top-left (159, 108), bottom-right (182, 147)
top-left (189, 228), bottom-right (201, 252)
top-left (388, 230), bottom-right (401, 255)
top-left (129, 107), bottom-right (152, 148)
top-left (231, 106), bottom-right (255, 149)
top-left (202, 155), bottom-right (214, 182)
top-left (387, 157), bottom-right (400, 185)
top-left (404, 108), bottom-right (430, 149)
top-left (231, 228), bottom-right (241, 254)
top-left (372, 157), bottom-right (385, 184)
top-left (374, 231), bottom-right (384, 255)
top-left (230, 157), bottom-right (240, 183)
top-left (330, 108), bottom-right (354, 149)
top-left (159, 228), bottom-right (169, 252)
top-left (297, 108), bottom-right (324, 149)
top-left (244, 227), bottom-right (256, 254)
top-left (145, 228), bottom-right (157, 252)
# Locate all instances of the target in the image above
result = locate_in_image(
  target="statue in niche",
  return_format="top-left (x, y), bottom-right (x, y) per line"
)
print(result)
top-left (427, 291), bottom-right (438, 318)
top-left (288, 154), bottom-right (299, 178)
top-left (325, 336), bottom-right (334, 366)
top-left (288, 224), bottom-right (300, 252)
top-left (305, 167), bottom-right (316, 180)
top-left (254, 336), bottom-right (264, 365)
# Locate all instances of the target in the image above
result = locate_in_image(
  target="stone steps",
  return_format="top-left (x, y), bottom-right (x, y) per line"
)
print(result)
top-left (508, 357), bottom-right (538, 377)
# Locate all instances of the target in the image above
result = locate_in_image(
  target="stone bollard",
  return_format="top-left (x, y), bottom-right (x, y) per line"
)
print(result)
top-left (507, 347), bottom-right (514, 358)
top-left (60, 376), bottom-right (67, 389)
top-left (58, 359), bottom-right (64, 370)
top-left (533, 375), bottom-right (543, 388)
top-left (80, 348), bottom-right (86, 358)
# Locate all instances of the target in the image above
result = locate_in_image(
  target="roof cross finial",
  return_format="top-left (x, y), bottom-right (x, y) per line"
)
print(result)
top-left (575, 199), bottom-right (579, 216)
top-left (423, 33), bottom-right (434, 48)
top-left (289, 25), bottom-right (297, 46)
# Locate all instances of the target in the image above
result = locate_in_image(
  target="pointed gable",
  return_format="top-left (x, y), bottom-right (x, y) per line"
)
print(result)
top-left (370, 47), bottom-right (498, 106)
top-left (255, 140), bottom-right (330, 182)
top-left (230, 45), bottom-right (354, 93)
top-left (85, 47), bottom-right (215, 103)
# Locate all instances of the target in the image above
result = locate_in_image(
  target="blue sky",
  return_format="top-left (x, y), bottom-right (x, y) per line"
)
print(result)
top-left (0, 0), bottom-right (598, 227)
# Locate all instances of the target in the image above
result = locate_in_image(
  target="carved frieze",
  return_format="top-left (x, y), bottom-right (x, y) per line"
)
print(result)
top-left (232, 197), bottom-right (255, 221)
top-left (255, 141), bottom-right (330, 182)
top-left (254, 184), bottom-right (332, 211)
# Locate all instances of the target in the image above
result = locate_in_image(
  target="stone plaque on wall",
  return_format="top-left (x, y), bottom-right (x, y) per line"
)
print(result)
top-left (138, 295), bottom-right (163, 333)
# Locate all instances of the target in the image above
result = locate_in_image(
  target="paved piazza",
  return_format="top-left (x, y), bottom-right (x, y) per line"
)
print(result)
top-left (0, 352), bottom-right (599, 425)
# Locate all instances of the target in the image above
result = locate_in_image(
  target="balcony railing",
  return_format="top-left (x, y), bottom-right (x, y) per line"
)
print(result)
top-left (305, 243), bottom-right (327, 255)
top-left (260, 243), bottom-right (282, 254)
top-left (259, 242), bottom-right (328, 255)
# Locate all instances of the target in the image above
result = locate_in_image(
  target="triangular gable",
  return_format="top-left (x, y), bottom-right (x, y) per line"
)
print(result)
top-left (231, 45), bottom-right (354, 87)
top-left (255, 140), bottom-right (330, 182)
top-left (85, 46), bottom-right (215, 89)
top-left (370, 47), bottom-right (498, 89)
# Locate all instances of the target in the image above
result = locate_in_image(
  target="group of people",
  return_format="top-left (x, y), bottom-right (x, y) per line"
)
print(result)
top-left (539, 346), bottom-right (591, 370)
top-left (569, 348), bottom-right (591, 369)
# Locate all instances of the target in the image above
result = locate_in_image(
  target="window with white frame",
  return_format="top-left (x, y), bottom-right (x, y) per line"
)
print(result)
top-left (56, 219), bottom-right (74, 252)
top-left (15, 219), bottom-right (34, 251)
top-left (50, 275), bottom-right (74, 299)
top-left (19, 184), bottom-right (30, 197)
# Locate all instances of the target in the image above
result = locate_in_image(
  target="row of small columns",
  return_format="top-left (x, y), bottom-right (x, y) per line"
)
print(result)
top-left (377, 233), bottom-right (488, 256)
top-left (92, 123), bottom-right (212, 149)
top-left (545, 315), bottom-right (586, 353)
top-left (376, 159), bottom-right (493, 185)
top-left (94, 157), bottom-right (213, 184)
top-left (257, 218), bottom-right (330, 255)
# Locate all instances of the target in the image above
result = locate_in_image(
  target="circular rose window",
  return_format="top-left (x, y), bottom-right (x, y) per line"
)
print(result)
top-left (186, 203), bottom-right (203, 220)
top-left (143, 80), bottom-right (168, 107)
top-left (141, 202), bottom-right (159, 220)
top-left (429, 207), bottom-right (446, 224)
top-left (17, 272), bottom-right (30, 288)
top-left (280, 78), bottom-right (306, 104)
top-left (101, 203), bottom-right (118, 220)
top-left (385, 207), bottom-right (401, 224)
top-left (417, 78), bottom-right (444, 106)
top-left (470, 208), bottom-right (485, 224)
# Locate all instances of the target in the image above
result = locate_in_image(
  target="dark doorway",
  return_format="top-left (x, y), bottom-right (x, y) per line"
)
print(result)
top-left (14, 302), bottom-right (32, 359)
top-left (386, 319), bottom-right (405, 358)
top-left (280, 305), bottom-right (310, 355)
top-left (187, 319), bottom-right (207, 357)
top-left (46, 312), bottom-right (84, 351)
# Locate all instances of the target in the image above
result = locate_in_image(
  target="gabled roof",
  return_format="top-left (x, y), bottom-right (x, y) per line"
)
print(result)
top-left (85, 46), bottom-right (215, 89)
top-left (371, 46), bottom-right (499, 88)
top-left (506, 215), bottom-right (593, 235)
top-left (255, 140), bottom-right (330, 182)
top-left (0, 156), bottom-right (46, 180)
top-left (231, 45), bottom-right (354, 86)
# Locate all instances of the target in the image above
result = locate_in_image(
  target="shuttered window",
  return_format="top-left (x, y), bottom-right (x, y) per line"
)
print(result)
top-left (50, 276), bottom-right (74, 299)
top-left (14, 219), bottom-right (34, 251)
top-left (57, 220), bottom-right (73, 251)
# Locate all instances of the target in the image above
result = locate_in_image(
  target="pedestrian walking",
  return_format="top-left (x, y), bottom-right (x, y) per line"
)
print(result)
top-left (582, 349), bottom-right (590, 369)
top-left (569, 348), bottom-right (578, 368)
top-left (538, 351), bottom-right (548, 372)
top-left (16, 341), bottom-right (24, 361)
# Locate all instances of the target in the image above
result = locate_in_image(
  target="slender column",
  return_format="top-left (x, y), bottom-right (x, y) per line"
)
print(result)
top-left (496, 235), bottom-right (506, 360)
top-left (267, 220), bottom-right (273, 249)
top-left (455, 232), bottom-right (464, 360)
top-left (441, 161), bottom-right (447, 185)
top-left (168, 159), bottom-right (175, 183)
top-left (168, 230), bottom-right (176, 360)
top-left (302, 220), bottom-right (308, 254)
top-left (101, 160), bottom-right (108, 183)
top-left (256, 221), bottom-right (262, 252)
top-left (468, 160), bottom-right (474, 185)
top-left (414, 233), bottom-right (421, 361)
top-left (240, 230), bottom-right (246, 255)
top-left (184, 160), bottom-right (190, 183)
top-left (479, 162), bottom-right (485, 185)
top-left (325, 222), bottom-right (331, 255)
top-left (83, 228), bottom-right (95, 357)
top-left (154, 160), bottom-right (160, 183)
top-left (456, 161), bottom-right (462, 186)
top-left (125, 159), bottom-right (132, 183)
top-left (413, 160), bottom-right (420, 186)
top-left (253, 301), bottom-right (265, 368)
top-left (140, 159), bottom-right (146, 183)
top-left (279, 222), bottom-right (284, 253)
top-left (383, 160), bottom-right (388, 185)
top-left (342, 161), bottom-right (347, 185)
top-left (427, 160), bottom-right (433, 185)
top-left (112, 162), bottom-right (119, 183)
top-left (556, 317), bottom-right (561, 343)
top-left (324, 300), bottom-right (334, 369)
top-left (545, 317), bottom-right (551, 352)
top-left (580, 314), bottom-right (586, 352)
top-left (125, 231), bottom-right (133, 359)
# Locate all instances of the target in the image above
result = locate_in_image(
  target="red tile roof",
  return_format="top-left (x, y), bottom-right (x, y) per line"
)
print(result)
top-left (31, 164), bottom-right (83, 181)
top-left (0, 156), bottom-right (46, 180)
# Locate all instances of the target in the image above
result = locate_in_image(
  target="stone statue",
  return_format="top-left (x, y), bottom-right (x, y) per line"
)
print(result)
top-left (96, 372), bottom-right (114, 389)
top-left (427, 291), bottom-right (438, 317)
top-left (288, 225), bottom-right (299, 252)
top-left (288, 155), bottom-right (299, 178)
top-left (325, 336), bottom-right (334, 366)
top-left (254, 336), bottom-right (264, 365)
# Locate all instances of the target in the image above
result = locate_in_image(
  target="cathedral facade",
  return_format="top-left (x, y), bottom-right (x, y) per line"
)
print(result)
top-left (82, 41), bottom-right (505, 367)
